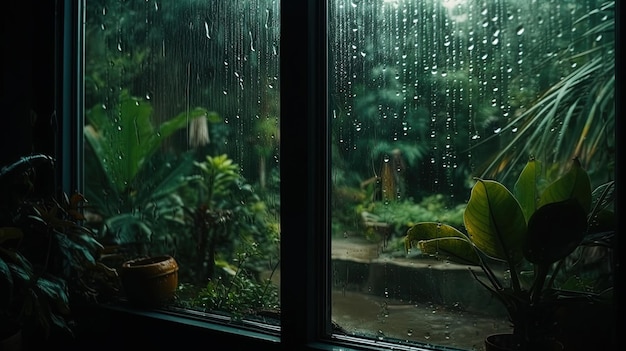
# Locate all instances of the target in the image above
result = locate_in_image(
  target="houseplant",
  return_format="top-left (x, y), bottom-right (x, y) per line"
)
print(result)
top-left (405, 157), bottom-right (615, 350)
top-left (1, 154), bottom-right (104, 344)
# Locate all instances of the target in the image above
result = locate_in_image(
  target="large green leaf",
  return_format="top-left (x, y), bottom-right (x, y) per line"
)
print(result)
top-left (85, 90), bottom-right (211, 194)
top-left (514, 158), bottom-right (541, 222)
top-left (538, 158), bottom-right (591, 213)
top-left (405, 222), bottom-right (479, 265)
top-left (132, 152), bottom-right (199, 207)
top-left (524, 198), bottom-right (587, 265)
top-left (464, 179), bottom-right (526, 264)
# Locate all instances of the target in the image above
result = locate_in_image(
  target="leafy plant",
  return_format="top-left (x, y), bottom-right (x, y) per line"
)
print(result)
top-left (184, 154), bottom-right (273, 283)
top-left (405, 157), bottom-right (614, 349)
top-left (476, 1), bottom-right (615, 185)
top-left (84, 90), bottom-right (218, 254)
top-left (372, 195), bottom-right (465, 236)
top-left (177, 249), bottom-right (279, 321)
top-left (0, 155), bottom-right (102, 339)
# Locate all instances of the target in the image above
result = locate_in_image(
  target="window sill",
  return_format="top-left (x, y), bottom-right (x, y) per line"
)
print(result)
top-left (66, 302), bottom-right (441, 351)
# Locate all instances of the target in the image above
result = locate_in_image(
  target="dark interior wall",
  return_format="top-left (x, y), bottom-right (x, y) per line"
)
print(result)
top-left (1, 0), bottom-right (56, 168)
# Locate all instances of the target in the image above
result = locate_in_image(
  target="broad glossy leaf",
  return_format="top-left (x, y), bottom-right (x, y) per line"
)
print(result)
top-left (538, 158), bottom-right (591, 213)
top-left (405, 222), bottom-right (479, 265)
top-left (514, 158), bottom-right (541, 222)
top-left (524, 198), bottom-right (587, 264)
top-left (417, 237), bottom-right (480, 265)
top-left (464, 179), bottom-right (526, 263)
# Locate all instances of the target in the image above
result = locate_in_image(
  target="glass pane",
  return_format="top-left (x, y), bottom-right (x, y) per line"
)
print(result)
top-left (84, 0), bottom-right (281, 325)
top-left (329, 0), bottom-right (614, 350)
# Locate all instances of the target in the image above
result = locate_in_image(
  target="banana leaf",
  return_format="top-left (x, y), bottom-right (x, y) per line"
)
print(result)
top-left (85, 90), bottom-right (212, 195)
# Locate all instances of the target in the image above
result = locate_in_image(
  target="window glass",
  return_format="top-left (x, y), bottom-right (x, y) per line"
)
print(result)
top-left (329, 0), bottom-right (614, 350)
top-left (84, 0), bottom-right (281, 324)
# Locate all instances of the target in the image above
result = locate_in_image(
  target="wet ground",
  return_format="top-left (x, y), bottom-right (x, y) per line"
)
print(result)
top-left (332, 289), bottom-right (512, 351)
top-left (331, 236), bottom-right (513, 351)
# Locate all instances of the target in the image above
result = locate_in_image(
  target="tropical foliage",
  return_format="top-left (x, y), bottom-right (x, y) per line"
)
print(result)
top-left (405, 158), bottom-right (615, 347)
top-left (183, 154), bottom-right (278, 282)
top-left (476, 1), bottom-right (615, 186)
top-left (1, 155), bottom-right (102, 339)
top-left (84, 90), bottom-right (217, 252)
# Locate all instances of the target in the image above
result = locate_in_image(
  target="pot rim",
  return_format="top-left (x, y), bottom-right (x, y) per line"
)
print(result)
top-left (120, 255), bottom-right (179, 276)
top-left (122, 255), bottom-right (177, 266)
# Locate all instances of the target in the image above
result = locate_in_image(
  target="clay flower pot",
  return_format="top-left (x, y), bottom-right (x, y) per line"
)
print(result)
top-left (119, 255), bottom-right (179, 307)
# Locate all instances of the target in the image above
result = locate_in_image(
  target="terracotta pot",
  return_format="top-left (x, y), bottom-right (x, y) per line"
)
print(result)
top-left (119, 255), bottom-right (179, 307)
top-left (485, 333), bottom-right (563, 351)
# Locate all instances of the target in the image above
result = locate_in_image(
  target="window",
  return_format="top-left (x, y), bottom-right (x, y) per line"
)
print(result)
top-left (328, 1), bottom-right (615, 350)
top-left (83, 0), bottom-right (281, 328)
top-left (78, 1), bottom-right (616, 350)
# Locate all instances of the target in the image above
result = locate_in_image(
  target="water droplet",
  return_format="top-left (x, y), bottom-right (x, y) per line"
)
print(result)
top-left (204, 21), bottom-right (211, 39)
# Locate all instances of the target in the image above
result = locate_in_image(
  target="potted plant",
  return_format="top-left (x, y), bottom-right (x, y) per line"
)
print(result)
top-left (1, 154), bottom-right (104, 346)
top-left (405, 157), bottom-right (615, 350)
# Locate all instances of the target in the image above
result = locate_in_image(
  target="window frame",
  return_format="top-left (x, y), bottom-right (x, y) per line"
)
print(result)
top-left (59, 1), bottom-right (623, 350)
